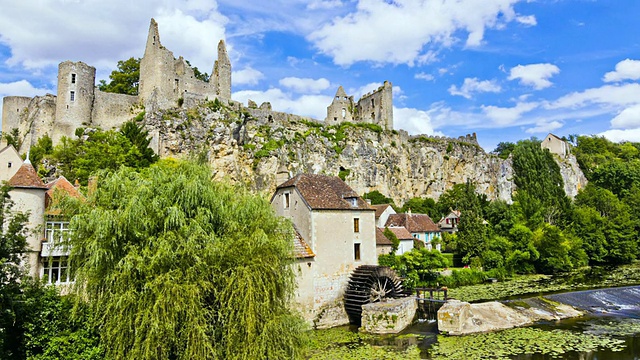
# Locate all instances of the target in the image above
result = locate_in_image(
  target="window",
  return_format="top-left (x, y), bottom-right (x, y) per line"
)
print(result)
top-left (70, 91), bottom-right (75, 101)
top-left (71, 73), bottom-right (76, 84)
top-left (7, 162), bottom-right (11, 168)
top-left (371, 99), bottom-right (375, 107)
top-left (42, 256), bottom-right (71, 284)
top-left (284, 193), bottom-right (290, 209)
top-left (46, 221), bottom-right (70, 244)
top-left (354, 243), bottom-right (361, 261)
top-left (341, 108), bottom-right (346, 118)
top-left (353, 218), bottom-right (360, 233)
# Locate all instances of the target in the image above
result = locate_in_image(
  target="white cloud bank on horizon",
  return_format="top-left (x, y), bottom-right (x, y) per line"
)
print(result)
top-left (308, 0), bottom-right (532, 66)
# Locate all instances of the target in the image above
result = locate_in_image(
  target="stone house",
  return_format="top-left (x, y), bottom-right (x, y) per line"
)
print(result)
top-left (385, 211), bottom-right (441, 251)
top-left (438, 209), bottom-right (461, 233)
top-left (270, 173), bottom-right (376, 328)
top-left (371, 203), bottom-right (396, 228)
top-left (375, 227), bottom-right (393, 256)
top-left (0, 145), bottom-right (22, 182)
top-left (385, 226), bottom-right (415, 255)
top-left (541, 133), bottom-right (571, 158)
top-left (1, 151), bottom-right (82, 283)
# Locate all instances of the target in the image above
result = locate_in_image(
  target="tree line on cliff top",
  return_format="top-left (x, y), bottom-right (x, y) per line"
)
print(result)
top-left (375, 136), bottom-right (640, 289)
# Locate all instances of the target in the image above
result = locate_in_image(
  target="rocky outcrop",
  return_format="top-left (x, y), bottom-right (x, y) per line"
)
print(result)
top-left (437, 298), bottom-right (582, 335)
top-left (144, 102), bottom-right (584, 204)
top-left (360, 297), bottom-right (417, 334)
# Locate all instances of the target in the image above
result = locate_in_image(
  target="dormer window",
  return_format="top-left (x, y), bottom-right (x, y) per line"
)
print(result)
top-left (346, 197), bottom-right (357, 207)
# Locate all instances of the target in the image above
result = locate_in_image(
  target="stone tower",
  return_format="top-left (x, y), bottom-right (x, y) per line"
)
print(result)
top-left (325, 86), bottom-right (354, 126)
top-left (55, 61), bottom-right (96, 143)
top-left (356, 81), bottom-right (393, 130)
top-left (139, 18), bottom-right (178, 110)
top-left (213, 40), bottom-right (231, 100)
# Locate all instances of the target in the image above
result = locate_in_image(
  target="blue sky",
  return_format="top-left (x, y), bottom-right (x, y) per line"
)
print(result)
top-left (1, 0), bottom-right (639, 151)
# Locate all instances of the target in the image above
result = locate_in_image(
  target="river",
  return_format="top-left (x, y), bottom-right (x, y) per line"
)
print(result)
top-left (415, 286), bottom-right (640, 359)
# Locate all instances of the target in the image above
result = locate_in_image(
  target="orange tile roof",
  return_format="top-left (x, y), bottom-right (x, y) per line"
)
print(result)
top-left (385, 213), bottom-right (440, 233)
top-left (386, 226), bottom-right (414, 240)
top-left (292, 226), bottom-right (315, 259)
top-left (276, 174), bottom-right (373, 211)
top-left (7, 161), bottom-right (47, 190)
top-left (371, 204), bottom-right (392, 218)
top-left (45, 176), bottom-right (84, 211)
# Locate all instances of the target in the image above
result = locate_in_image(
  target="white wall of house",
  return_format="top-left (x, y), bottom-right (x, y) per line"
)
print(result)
top-left (396, 239), bottom-right (414, 255)
top-left (376, 205), bottom-right (396, 228)
top-left (8, 188), bottom-right (46, 278)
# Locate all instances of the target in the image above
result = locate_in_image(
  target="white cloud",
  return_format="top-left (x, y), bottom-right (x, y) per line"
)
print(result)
top-left (308, 0), bottom-right (530, 66)
top-left (525, 121), bottom-right (563, 134)
top-left (279, 77), bottom-right (331, 94)
top-left (508, 63), bottom-right (560, 90)
top-left (232, 67), bottom-right (264, 86)
top-left (548, 83), bottom-right (640, 109)
top-left (611, 104), bottom-right (640, 129)
top-left (0, 1), bottom-right (227, 73)
top-left (393, 107), bottom-right (443, 136)
top-left (603, 59), bottom-right (640, 83)
top-left (415, 72), bottom-right (435, 81)
top-left (0, 80), bottom-right (52, 98)
top-left (307, 0), bottom-right (344, 10)
top-left (232, 88), bottom-right (332, 120)
top-left (481, 102), bottom-right (538, 125)
top-left (516, 15), bottom-right (537, 26)
top-left (448, 78), bottom-right (501, 99)
top-left (598, 128), bottom-right (640, 143)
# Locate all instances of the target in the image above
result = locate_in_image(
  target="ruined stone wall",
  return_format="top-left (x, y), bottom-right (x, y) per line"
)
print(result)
top-left (91, 90), bottom-right (140, 130)
top-left (212, 40), bottom-right (231, 100)
top-left (3, 95), bottom-right (57, 152)
top-left (139, 19), bottom-right (226, 112)
top-left (55, 61), bottom-right (95, 144)
top-left (356, 81), bottom-right (393, 130)
top-left (2, 96), bottom-right (32, 140)
top-left (325, 87), bottom-right (355, 126)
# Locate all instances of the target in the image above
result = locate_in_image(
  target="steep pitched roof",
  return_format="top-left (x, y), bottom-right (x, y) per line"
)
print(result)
top-left (371, 204), bottom-right (392, 219)
top-left (276, 174), bottom-right (373, 211)
top-left (45, 176), bottom-right (84, 211)
top-left (376, 227), bottom-right (393, 246)
top-left (292, 226), bottom-right (315, 259)
top-left (385, 213), bottom-right (440, 233)
top-left (7, 160), bottom-right (47, 190)
top-left (386, 226), bottom-right (414, 240)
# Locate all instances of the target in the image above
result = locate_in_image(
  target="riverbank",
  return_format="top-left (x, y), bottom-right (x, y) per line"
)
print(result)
top-left (306, 263), bottom-right (640, 359)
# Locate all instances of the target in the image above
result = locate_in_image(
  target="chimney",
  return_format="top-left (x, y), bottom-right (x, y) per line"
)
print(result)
top-left (275, 164), bottom-right (290, 186)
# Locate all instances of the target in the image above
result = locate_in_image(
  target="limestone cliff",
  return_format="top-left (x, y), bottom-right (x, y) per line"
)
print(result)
top-left (145, 101), bottom-right (585, 204)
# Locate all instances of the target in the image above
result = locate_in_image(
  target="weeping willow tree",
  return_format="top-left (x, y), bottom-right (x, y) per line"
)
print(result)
top-left (63, 159), bottom-right (307, 359)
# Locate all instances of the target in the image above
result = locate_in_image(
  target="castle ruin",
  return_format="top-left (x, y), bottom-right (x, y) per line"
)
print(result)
top-left (325, 81), bottom-right (393, 130)
top-left (1, 18), bottom-right (232, 151)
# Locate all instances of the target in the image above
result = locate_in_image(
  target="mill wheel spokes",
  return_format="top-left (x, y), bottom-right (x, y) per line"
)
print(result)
top-left (370, 277), bottom-right (391, 302)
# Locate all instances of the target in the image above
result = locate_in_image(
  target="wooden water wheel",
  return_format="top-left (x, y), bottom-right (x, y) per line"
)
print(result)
top-left (343, 265), bottom-right (405, 325)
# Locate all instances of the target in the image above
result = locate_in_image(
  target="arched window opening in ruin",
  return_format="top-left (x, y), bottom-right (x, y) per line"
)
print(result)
top-left (341, 108), bottom-right (346, 119)
top-left (371, 99), bottom-right (374, 107)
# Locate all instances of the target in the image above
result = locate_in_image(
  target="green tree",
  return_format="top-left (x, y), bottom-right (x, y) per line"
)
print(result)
top-left (383, 227), bottom-right (400, 253)
top-left (400, 197), bottom-right (436, 218)
top-left (0, 185), bottom-right (30, 359)
top-left (98, 57), bottom-right (140, 95)
top-left (512, 139), bottom-right (571, 227)
top-left (362, 190), bottom-right (394, 206)
top-left (1, 128), bottom-right (22, 150)
top-left (451, 181), bottom-right (488, 264)
top-left (63, 160), bottom-right (306, 359)
top-left (493, 141), bottom-right (516, 159)
top-left (119, 119), bottom-right (158, 168)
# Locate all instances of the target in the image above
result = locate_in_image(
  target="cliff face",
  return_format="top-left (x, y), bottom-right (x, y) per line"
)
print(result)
top-left (145, 102), bottom-right (585, 204)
